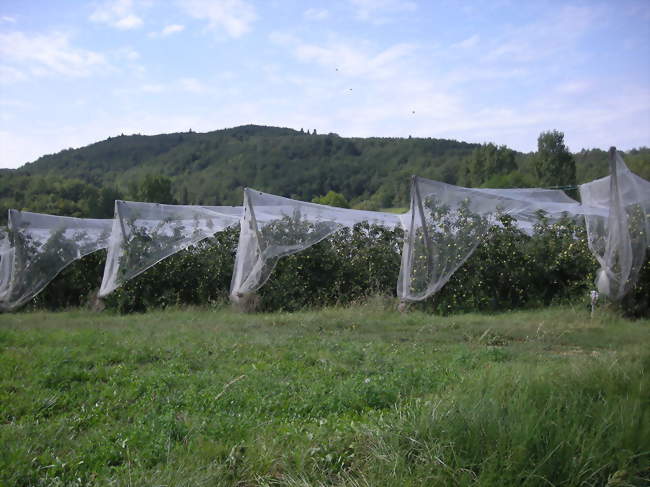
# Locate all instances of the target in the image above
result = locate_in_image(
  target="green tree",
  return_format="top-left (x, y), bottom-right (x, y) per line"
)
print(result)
top-left (88, 186), bottom-right (123, 218)
top-left (180, 187), bottom-right (190, 205)
top-left (463, 143), bottom-right (517, 187)
top-left (312, 190), bottom-right (350, 208)
top-left (533, 130), bottom-right (576, 188)
top-left (139, 175), bottom-right (176, 204)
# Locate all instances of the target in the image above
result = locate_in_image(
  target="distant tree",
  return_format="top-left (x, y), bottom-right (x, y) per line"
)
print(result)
top-left (181, 187), bottom-right (190, 205)
top-left (88, 186), bottom-right (123, 218)
top-left (139, 175), bottom-right (176, 204)
top-left (464, 143), bottom-right (517, 187)
top-left (126, 178), bottom-right (140, 201)
top-left (534, 130), bottom-right (576, 187)
top-left (312, 190), bottom-right (350, 208)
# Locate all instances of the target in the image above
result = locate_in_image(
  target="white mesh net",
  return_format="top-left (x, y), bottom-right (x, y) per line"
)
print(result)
top-left (98, 201), bottom-right (242, 297)
top-left (1, 150), bottom-right (647, 310)
top-left (230, 188), bottom-right (405, 301)
top-left (0, 226), bottom-right (12, 302)
top-left (579, 151), bottom-right (650, 300)
top-left (396, 176), bottom-right (611, 302)
top-left (0, 211), bottom-right (112, 311)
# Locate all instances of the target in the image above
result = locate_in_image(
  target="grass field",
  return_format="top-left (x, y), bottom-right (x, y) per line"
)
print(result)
top-left (1, 303), bottom-right (649, 486)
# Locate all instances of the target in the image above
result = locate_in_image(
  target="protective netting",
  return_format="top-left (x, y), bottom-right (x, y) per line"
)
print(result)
top-left (579, 151), bottom-right (650, 300)
top-left (98, 201), bottom-right (242, 297)
top-left (395, 175), bottom-right (623, 302)
top-left (230, 188), bottom-right (405, 301)
top-left (0, 226), bottom-right (12, 302)
top-left (0, 211), bottom-right (112, 311)
top-left (1, 150), bottom-right (647, 310)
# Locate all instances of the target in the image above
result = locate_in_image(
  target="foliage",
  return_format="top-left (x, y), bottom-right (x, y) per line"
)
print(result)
top-left (1, 126), bottom-right (649, 226)
top-left (0, 306), bottom-right (648, 485)
top-left (460, 143), bottom-right (517, 187)
top-left (87, 186), bottom-right (123, 218)
top-left (312, 190), bottom-right (350, 208)
top-left (104, 229), bottom-right (239, 313)
top-left (404, 197), bottom-right (490, 301)
top-left (428, 214), bottom-right (598, 314)
top-left (575, 146), bottom-right (650, 183)
top-left (533, 130), bottom-right (577, 188)
top-left (31, 251), bottom-right (106, 310)
top-left (5, 222), bottom-right (109, 310)
top-left (20, 214), bottom-right (649, 317)
top-left (258, 222), bottom-right (404, 311)
top-left (134, 174), bottom-right (177, 204)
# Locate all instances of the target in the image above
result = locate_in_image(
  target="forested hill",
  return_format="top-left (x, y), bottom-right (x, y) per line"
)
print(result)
top-left (1, 124), bottom-right (649, 222)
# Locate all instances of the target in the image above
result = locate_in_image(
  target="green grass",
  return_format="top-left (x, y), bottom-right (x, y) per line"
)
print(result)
top-left (1, 303), bottom-right (649, 486)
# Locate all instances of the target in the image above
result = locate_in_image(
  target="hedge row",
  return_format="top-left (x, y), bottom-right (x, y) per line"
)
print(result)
top-left (31, 217), bottom-right (649, 317)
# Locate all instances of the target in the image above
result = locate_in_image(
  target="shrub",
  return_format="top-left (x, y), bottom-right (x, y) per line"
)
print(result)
top-left (22, 217), bottom-right (649, 317)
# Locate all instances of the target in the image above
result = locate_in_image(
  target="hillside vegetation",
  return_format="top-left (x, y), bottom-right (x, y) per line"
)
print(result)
top-left (1, 125), bottom-right (649, 224)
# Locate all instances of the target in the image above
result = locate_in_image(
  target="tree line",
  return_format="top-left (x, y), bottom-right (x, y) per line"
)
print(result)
top-left (1, 125), bottom-right (648, 225)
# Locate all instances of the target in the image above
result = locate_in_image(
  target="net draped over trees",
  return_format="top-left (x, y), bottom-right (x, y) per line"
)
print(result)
top-left (579, 151), bottom-right (650, 301)
top-left (229, 189), bottom-right (404, 302)
top-left (0, 211), bottom-right (112, 311)
top-left (397, 176), bottom-right (617, 302)
top-left (0, 227), bottom-right (12, 303)
top-left (99, 201), bottom-right (242, 297)
top-left (0, 150), bottom-right (648, 312)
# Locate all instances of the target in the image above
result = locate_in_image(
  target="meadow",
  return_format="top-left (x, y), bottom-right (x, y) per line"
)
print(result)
top-left (1, 303), bottom-right (648, 486)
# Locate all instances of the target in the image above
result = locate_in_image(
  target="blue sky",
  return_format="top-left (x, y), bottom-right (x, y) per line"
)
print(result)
top-left (0, 0), bottom-right (649, 168)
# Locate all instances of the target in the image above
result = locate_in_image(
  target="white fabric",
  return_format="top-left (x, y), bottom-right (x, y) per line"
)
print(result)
top-left (579, 152), bottom-right (650, 300)
top-left (0, 210), bottom-right (112, 311)
top-left (98, 201), bottom-right (242, 297)
top-left (0, 226), bottom-right (12, 302)
top-left (397, 176), bottom-right (611, 302)
top-left (230, 188), bottom-right (405, 301)
top-left (2, 150), bottom-right (647, 310)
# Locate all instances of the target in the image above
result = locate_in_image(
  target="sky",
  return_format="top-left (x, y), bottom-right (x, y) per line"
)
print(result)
top-left (0, 0), bottom-right (649, 169)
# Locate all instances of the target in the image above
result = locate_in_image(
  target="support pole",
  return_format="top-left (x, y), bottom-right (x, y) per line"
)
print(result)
top-left (413, 176), bottom-right (435, 279)
top-left (608, 146), bottom-right (617, 185)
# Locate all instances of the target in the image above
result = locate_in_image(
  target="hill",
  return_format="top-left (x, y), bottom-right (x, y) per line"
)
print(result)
top-left (1, 124), bottom-right (648, 223)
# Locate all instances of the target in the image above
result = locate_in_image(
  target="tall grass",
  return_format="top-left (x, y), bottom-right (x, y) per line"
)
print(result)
top-left (0, 304), bottom-right (648, 485)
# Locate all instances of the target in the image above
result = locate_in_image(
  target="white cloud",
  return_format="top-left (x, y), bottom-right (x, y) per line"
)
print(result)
top-left (349, 0), bottom-right (417, 24)
top-left (114, 46), bottom-right (140, 61)
top-left (148, 24), bottom-right (185, 38)
top-left (556, 80), bottom-right (591, 95)
top-left (1, 15), bottom-right (16, 23)
top-left (484, 5), bottom-right (600, 64)
top-left (268, 31), bottom-right (299, 46)
top-left (0, 130), bottom-right (42, 168)
top-left (141, 83), bottom-right (165, 93)
top-left (178, 0), bottom-right (256, 38)
top-left (178, 77), bottom-right (206, 93)
top-left (114, 14), bottom-right (143, 29)
top-left (276, 34), bottom-right (416, 79)
top-left (304, 8), bottom-right (329, 21)
top-left (0, 31), bottom-right (108, 78)
top-left (0, 65), bottom-right (27, 84)
top-left (162, 24), bottom-right (185, 36)
top-left (260, 26), bottom-right (650, 153)
top-left (90, 0), bottom-right (143, 30)
top-left (452, 34), bottom-right (480, 49)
